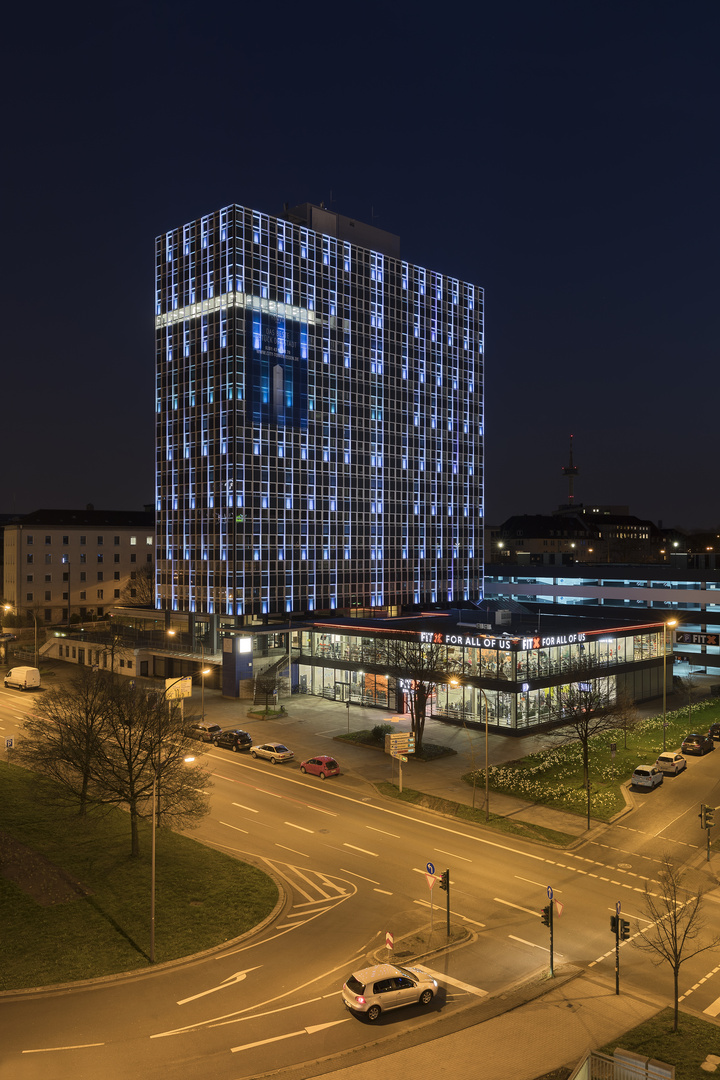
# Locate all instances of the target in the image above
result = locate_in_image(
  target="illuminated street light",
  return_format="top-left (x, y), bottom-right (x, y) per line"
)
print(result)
top-left (662, 618), bottom-right (678, 752)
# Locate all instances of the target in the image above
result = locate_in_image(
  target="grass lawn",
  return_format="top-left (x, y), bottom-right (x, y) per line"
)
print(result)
top-left (375, 781), bottom-right (577, 846)
top-left (463, 699), bottom-right (720, 821)
top-left (0, 761), bottom-right (279, 990)
top-left (600, 1009), bottom-right (720, 1079)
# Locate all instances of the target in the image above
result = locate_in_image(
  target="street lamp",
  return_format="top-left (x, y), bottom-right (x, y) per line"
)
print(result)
top-left (150, 749), bottom-right (195, 964)
top-left (662, 618), bottom-right (678, 752)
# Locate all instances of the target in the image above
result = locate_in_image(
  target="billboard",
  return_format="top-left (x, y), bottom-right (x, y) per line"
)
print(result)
top-left (246, 311), bottom-right (307, 429)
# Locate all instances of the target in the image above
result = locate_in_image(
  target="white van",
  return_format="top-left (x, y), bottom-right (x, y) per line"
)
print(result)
top-left (4, 666), bottom-right (41, 691)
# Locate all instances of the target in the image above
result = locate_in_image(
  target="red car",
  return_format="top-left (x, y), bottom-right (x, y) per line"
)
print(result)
top-left (300, 755), bottom-right (340, 779)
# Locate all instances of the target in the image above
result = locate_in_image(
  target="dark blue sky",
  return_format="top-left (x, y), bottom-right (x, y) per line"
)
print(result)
top-left (5, 1), bottom-right (718, 528)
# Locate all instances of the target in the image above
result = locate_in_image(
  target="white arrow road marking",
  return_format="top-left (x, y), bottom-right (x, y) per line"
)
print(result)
top-left (177, 967), bottom-right (262, 1005)
top-left (414, 964), bottom-right (487, 997)
top-left (231, 1019), bottom-right (350, 1052)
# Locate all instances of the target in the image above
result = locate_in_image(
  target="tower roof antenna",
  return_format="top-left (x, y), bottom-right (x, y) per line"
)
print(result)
top-left (561, 434), bottom-right (579, 504)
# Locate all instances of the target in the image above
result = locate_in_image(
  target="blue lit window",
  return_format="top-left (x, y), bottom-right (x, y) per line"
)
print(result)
top-left (253, 550), bottom-right (260, 560)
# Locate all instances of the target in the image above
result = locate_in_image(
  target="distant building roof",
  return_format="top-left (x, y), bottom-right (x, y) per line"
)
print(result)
top-left (10, 508), bottom-right (154, 528)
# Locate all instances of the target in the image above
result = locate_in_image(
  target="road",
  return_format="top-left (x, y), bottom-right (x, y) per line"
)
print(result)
top-left (1, 680), bottom-right (720, 1079)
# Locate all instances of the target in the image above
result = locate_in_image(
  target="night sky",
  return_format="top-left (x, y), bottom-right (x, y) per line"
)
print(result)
top-left (5, 1), bottom-right (718, 529)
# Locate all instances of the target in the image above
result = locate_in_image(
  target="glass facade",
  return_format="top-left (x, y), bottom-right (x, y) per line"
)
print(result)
top-left (155, 204), bottom-right (484, 619)
top-left (291, 621), bottom-right (668, 731)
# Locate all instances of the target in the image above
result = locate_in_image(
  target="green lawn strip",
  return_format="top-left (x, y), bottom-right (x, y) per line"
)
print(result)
top-left (0, 761), bottom-right (278, 990)
top-left (375, 781), bottom-right (576, 846)
top-left (599, 1009), bottom-right (720, 1079)
top-left (464, 701), bottom-right (720, 823)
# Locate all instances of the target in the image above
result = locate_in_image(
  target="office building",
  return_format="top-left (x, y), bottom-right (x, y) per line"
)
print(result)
top-left (155, 203), bottom-right (484, 629)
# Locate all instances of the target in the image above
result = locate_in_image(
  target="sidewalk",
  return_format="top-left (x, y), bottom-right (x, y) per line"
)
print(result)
top-left (313, 971), bottom-right (663, 1080)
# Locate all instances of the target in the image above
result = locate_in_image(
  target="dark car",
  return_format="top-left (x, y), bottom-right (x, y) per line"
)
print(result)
top-left (186, 721), bottom-right (222, 743)
top-left (708, 723), bottom-right (720, 741)
top-left (213, 727), bottom-right (252, 752)
top-left (680, 732), bottom-right (715, 756)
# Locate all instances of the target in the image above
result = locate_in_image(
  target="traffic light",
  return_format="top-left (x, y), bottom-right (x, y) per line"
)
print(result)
top-left (706, 805), bottom-right (715, 829)
top-left (439, 869), bottom-right (449, 892)
top-left (610, 915), bottom-right (618, 935)
top-left (699, 804), bottom-right (708, 829)
top-left (620, 919), bottom-right (630, 941)
top-left (541, 905), bottom-right (551, 927)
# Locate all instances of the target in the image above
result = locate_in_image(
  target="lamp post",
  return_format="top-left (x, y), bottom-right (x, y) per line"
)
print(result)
top-left (150, 747), bottom-right (195, 964)
top-left (662, 618), bottom-right (678, 752)
top-left (479, 688), bottom-right (490, 823)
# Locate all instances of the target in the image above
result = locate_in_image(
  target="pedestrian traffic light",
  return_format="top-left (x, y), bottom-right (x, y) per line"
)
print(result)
top-left (706, 805), bottom-right (715, 829)
top-left (541, 905), bottom-right (551, 927)
top-left (620, 919), bottom-right (630, 941)
top-left (439, 869), bottom-right (449, 892)
top-left (610, 915), bottom-right (618, 935)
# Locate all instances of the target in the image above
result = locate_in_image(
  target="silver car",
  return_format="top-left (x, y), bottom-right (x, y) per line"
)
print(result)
top-left (631, 765), bottom-right (663, 790)
top-left (250, 742), bottom-right (294, 764)
top-left (342, 963), bottom-right (437, 1022)
top-left (655, 752), bottom-right (687, 776)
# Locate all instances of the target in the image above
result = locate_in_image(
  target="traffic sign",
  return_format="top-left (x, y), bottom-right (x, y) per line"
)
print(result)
top-left (427, 862), bottom-right (435, 875)
top-left (554, 900), bottom-right (564, 917)
top-left (425, 874), bottom-right (436, 890)
top-left (391, 752), bottom-right (408, 761)
top-left (5, 737), bottom-right (14, 750)
top-left (547, 886), bottom-right (553, 900)
top-left (616, 901), bottom-right (621, 915)
top-left (386, 931), bottom-right (394, 950)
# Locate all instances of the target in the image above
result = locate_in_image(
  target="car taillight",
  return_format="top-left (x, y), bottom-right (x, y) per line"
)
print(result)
top-left (356, 995), bottom-right (366, 1004)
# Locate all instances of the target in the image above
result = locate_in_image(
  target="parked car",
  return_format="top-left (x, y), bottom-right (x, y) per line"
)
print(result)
top-left (631, 765), bottom-right (663, 790)
top-left (300, 755), bottom-right (340, 779)
top-left (654, 752), bottom-right (687, 776)
top-left (250, 742), bottom-right (294, 764)
top-left (342, 963), bottom-right (437, 1022)
top-left (213, 728), bottom-right (252, 752)
top-left (186, 721), bottom-right (222, 743)
top-left (4, 666), bottom-right (40, 690)
top-left (680, 733), bottom-right (715, 756)
top-left (0, 633), bottom-right (18, 641)
top-left (707, 722), bottom-right (720, 741)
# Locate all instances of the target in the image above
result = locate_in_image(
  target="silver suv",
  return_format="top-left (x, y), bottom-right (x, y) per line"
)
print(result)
top-left (342, 963), bottom-right (437, 1022)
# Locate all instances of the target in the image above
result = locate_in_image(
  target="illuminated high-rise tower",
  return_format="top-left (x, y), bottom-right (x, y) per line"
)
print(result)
top-left (155, 202), bottom-right (484, 621)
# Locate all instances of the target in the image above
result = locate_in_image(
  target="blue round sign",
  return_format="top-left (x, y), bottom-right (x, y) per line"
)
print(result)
top-left (427, 862), bottom-right (435, 875)
top-left (547, 886), bottom-right (553, 900)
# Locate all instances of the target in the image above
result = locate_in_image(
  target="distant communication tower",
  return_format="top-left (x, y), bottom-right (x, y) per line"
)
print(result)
top-left (562, 435), bottom-right (579, 504)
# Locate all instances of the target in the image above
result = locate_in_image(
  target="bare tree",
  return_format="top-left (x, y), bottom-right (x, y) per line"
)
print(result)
top-left (632, 855), bottom-right (720, 1031)
top-left (87, 680), bottom-right (211, 857)
top-left (676, 673), bottom-right (700, 725)
top-left (254, 669), bottom-right (279, 712)
top-left (613, 690), bottom-right (641, 750)
top-left (548, 664), bottom-right (621, 828)
top-left (14, 674), bottom-right (211, 857)
top-left (13, 670), bottom-right (108, 815)
top-left (383, 637), bottom-right (461, 752)
top-left (120, 563), bottom-right (155, 607)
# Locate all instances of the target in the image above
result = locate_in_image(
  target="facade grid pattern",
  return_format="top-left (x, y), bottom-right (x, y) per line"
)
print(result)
top-left (155, 204), bottom-right (484, 618)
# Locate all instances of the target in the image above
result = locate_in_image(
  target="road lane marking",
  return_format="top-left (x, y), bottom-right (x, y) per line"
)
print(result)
top-left (414, 964), bottom-right (487, 996)
top-left (374, 888), bottom-right (393, 894)
top-left (508, 935), bottom-right (561, 955)
top-left (515, 876), bottom-right (562, 892)
top-left (219, 821), bottom-right (249, 834)
top-left (366, 826), bottom-right (401, 838)
top-left (285, 821), bottom-right (314, 834)
top-left (275, 844), bottom-right (309, 857)
top-left (494, 897), bottom-right (541, 917)
top-left (177, 967), bottom-right (262, 1004)
top-left (434, 848), bottom-right (471, 862)
top-left (704, 995), bottom-right (720, 1017)
top-left (343, 843), bottom-right (378, 857)
top-left (413, 899), bottom-right (484, 926)
top-left (232, 802), bottom-right (259, 813)
top-left (231, 1019), bottom-right (351, 1052)
top-left (255, 788), bottom-right (283, 798)
top-left (22, 1044), bottom-right (105, 1053)
top-left (339, 868), bottom-right (380, 884)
